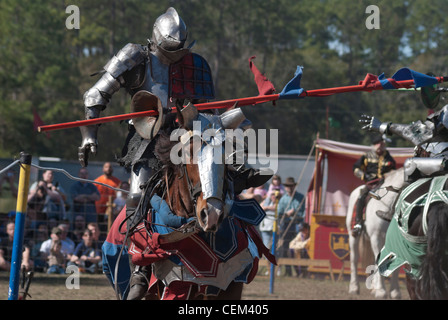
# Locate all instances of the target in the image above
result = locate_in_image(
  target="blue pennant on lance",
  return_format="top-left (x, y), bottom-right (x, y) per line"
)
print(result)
top-left (278, 66), bottom-right (305, 100)
top-left (378, 68), bottom-right (439, 89)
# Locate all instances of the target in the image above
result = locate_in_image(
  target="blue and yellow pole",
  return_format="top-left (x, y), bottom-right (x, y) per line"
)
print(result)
top-left (269, 191), bottom-right (280, 294)
top-left (8, 152), bottom-right (32, 300)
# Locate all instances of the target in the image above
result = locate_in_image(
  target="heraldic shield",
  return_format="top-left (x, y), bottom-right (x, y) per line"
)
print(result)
top-left (329, 232), bottom-right (350, 260)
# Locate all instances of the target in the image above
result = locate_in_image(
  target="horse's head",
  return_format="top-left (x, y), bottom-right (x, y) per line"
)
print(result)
top-left (159, 104), bottom-right (244, 232)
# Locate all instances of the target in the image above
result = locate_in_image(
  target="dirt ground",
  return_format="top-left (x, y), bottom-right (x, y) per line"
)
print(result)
top-left (0, 269), bottom-right (410, 300)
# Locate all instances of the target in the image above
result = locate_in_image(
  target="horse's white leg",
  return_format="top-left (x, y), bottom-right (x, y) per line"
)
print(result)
top-left (369, 233), bottom-right (387, 299)
top-left (348, 234), bottom-right (360, 295)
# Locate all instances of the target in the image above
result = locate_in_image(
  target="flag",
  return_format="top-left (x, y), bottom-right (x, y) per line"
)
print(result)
top-left (279, 66), bottom-right (305, 99)
top-left (378, 68), bottom-right (439, 89)
top-left (33, 108), bottom-right (50, 137)
top-left (248, 56), bottom-right (276, 96)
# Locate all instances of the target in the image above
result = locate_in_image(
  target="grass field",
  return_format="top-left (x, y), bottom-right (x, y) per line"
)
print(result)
top-left (0, 270), bottom-right (409, 300)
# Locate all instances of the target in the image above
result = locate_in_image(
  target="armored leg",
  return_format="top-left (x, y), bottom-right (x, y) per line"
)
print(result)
top-left (126, 163), bottom-right (153, 228)
top-left (126, 163), bottom-right (153, 300)
top-left (127, 263), bottom-right (151, 300)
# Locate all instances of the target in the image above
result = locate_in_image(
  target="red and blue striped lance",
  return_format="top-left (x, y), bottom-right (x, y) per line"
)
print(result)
top-left (38, 67), bottom-right (447, 133)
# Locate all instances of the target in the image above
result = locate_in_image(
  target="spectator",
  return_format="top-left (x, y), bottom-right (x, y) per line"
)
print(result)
top-left (27, 183), bottom-right (47, 228)
top-left (289, 222), bottom-right (311, 277)
top-left (94, 162), bottom-right (121, 223)
top-left (28, 170), bottom-right (67, 221)
top-left (266, 175), bottom-right (285, 199)
top-left (70, 167), bottom-right (100, 223)
top-left (113, 181), bottom-right (130, 217)
top-left (87, 222), bottom-right (105, 247)
top-left (68, 229), bottom-right (101, 274)
top-left (40, 227), bottom-right (72, 265)
top-left (260, 191), bottom-right (281, 249)
top-left (277, 177), bottom-right (305, 276)
top-left (57, 223), bottom-right (75, 259)
top-left (0, 220), bottom-right (33, 271)
top-left (289, 222), bottom-right (311, 258)
top-left (72, 215), bottom-right (87, 245)
top-left (0, 169), bottom-right (18, 215)
top-left (46, 239), bottom-right (66, 274)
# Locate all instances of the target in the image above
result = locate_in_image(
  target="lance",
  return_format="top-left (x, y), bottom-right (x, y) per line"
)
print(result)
top-left (37, 67), bottom-right (448, 133)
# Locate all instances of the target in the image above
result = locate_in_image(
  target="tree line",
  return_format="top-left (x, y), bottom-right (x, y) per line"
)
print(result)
top-left (0, 0), bottom-right (447, 162)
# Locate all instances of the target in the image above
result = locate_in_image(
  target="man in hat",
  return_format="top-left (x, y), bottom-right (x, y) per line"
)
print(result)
top-left (351, 135), bottom-right (396, 237)
top-left (277, 177), bottom-right (305, 276)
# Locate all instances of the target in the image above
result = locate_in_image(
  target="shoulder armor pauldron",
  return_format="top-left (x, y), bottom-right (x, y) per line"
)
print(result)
top-left (103, 43), bottom-right (148, 80)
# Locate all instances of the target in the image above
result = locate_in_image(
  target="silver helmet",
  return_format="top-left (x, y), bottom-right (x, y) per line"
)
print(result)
top-left (150, 7), bottom-right (189, 63)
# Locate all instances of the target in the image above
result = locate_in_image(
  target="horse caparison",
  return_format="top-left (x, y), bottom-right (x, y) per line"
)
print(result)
top-left (406, 201), bottom-right (448, 300)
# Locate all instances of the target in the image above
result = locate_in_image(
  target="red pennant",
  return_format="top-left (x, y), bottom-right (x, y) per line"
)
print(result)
top-left (248, 56), bottom-right (276, 96)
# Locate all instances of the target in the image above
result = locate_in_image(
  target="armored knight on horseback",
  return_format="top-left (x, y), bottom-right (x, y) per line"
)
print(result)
top-left (362, 101), bottom-right (448, 298)
top-left (360, 103), bottom-right (448, 219)
top-left (79, 7), bottom-right (271, 300)
top-left (362, 106), bottom-right (448, 171)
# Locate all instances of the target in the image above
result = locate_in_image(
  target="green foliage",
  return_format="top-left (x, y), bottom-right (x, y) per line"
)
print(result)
top-left (0, 0), bottom-right (446, 161)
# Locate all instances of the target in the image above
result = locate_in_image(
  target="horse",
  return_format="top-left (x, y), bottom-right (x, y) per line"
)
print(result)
top-left (377, 174), bottom-right (448, 299)
top-left (346, 168), bottom-right (404, 299)
top-left (102, 104), bottom-right (275, 300)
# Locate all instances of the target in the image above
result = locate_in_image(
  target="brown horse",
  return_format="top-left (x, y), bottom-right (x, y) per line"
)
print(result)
top-left (116, 105), bottom-right (271, 300)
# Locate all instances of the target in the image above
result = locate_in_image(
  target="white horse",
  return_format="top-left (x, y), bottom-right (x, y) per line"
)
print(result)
top-left (346, 168), bottom-right (404, 299)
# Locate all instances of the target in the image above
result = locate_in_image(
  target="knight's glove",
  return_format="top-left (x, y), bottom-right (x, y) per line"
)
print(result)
top-left (78, 106), bottom-right (102, 167)
top-left (359, 115), bottom-right (390, 134)
top-left (78, 125), bottom-right (99, 167)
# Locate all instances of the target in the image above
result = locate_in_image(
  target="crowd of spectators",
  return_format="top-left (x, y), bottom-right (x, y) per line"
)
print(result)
top-left (0, 160), bottom-right (309, 278)
top-left (0, 162), bottom-right (124, 274)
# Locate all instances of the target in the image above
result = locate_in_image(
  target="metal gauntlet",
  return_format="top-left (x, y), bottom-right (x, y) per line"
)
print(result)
top-left (78, 106), bottom-right (102, 167)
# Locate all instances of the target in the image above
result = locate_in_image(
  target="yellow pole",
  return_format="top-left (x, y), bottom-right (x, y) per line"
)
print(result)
top-left (8, 152), bottom-right (32, 300)
top-left (269, 191), bottom-right (280, 294)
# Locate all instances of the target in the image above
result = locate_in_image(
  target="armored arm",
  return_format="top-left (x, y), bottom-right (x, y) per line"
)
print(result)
top-left (404, 157), bottom-right (448, 182)
top-left (359, 114), bottom-right (435, 146)
top-left (78, 43), bottom-right (147, 166)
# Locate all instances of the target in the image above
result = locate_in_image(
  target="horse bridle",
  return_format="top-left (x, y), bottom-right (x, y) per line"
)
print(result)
top-left (164, 161), bottom-right (230, 222)
top-left (163, 164), bottom-right (202, 218)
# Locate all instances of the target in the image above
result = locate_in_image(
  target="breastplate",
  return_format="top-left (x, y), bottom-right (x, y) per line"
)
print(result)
top-left (138, 53), bottom-right (175, 110)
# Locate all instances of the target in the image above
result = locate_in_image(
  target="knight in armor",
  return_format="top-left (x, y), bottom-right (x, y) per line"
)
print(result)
top-left (360, 105), bottom-right (448, 221)
top-left (351, 135), bottom-right (396, 237)
top-left (78, 7), bottom-right (271, 300)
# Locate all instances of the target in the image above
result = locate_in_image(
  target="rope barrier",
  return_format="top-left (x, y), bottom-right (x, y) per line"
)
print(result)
top-left (0, 161), bottom-right (130, 194)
